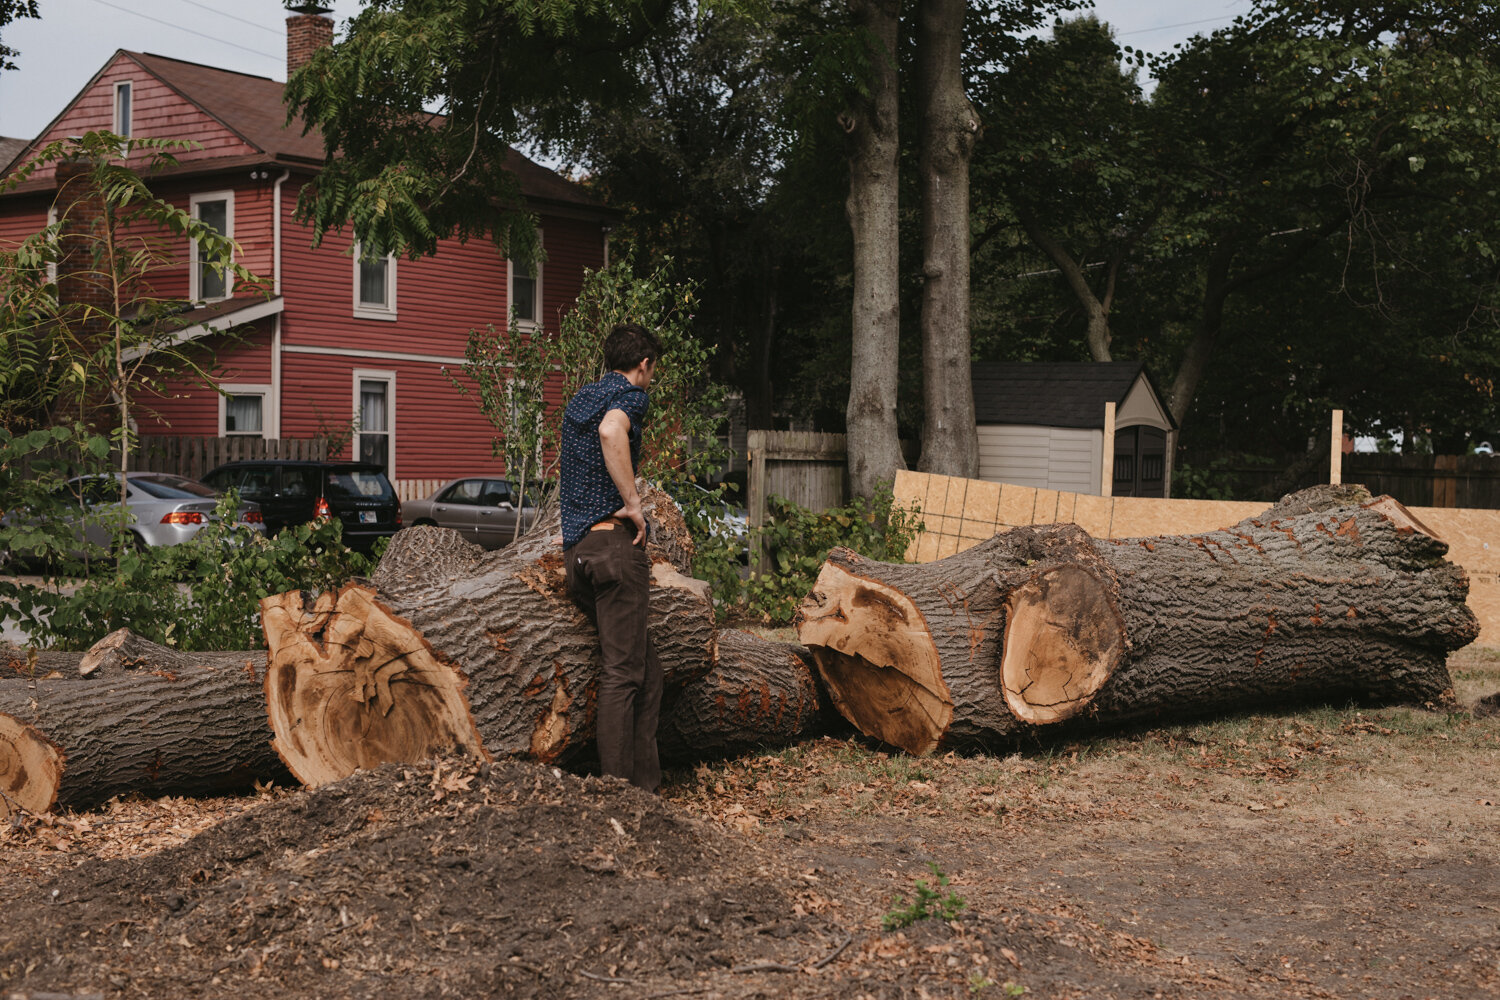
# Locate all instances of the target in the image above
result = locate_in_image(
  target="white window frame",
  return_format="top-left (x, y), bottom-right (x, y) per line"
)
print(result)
top-left (45, 205), bottom-right (58, 285)
top-left (219, 383), bottom-right (272, 438)
top-left (507, 244), bottom-right (542, 329)
top-left (352, 242), bottom-right (398, 320)
top-left (114, 80), bottom-right (133, 137)
top-left (189, 189), bottom-right (234, 303)
top-left (352, 368), bottom-right (396, 479)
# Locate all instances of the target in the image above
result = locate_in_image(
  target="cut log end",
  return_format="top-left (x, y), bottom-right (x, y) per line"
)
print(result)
top-left (0, 713), bottom-right (63, 818)
top-left (796, 561), bottom-right (953, 755)
top-left (1362, 495), bottom-right (1442, 544)
top-left (1001, 564), bottom-right (1126, 724)
top-left (261, 585), bottom-right (490, 787)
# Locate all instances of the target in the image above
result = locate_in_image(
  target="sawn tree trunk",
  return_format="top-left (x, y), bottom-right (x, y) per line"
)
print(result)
top-left (261, 482), bottom-right (719, 786)
top-left (795, 485), bottom-right (1477, 754)
top-left (0, 633), bottom-right (285, 816)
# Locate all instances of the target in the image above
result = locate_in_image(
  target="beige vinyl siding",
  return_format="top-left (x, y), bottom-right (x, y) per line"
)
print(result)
top-left (977, 424), bottom-right (1103, 495)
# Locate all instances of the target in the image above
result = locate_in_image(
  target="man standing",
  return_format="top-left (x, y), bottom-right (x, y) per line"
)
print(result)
top-left (560, 323), bottom-right (663, 792)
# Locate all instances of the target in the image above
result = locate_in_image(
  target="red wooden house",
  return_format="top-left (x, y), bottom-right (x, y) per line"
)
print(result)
top-left (0, 8), bottom-right (611, 498)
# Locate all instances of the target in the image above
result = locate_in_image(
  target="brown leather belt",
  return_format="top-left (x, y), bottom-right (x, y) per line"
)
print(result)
top-left (590, 515), bottom-right (630, 532)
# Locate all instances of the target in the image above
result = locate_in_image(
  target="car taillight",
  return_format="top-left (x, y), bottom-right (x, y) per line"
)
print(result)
top-left (396, 506), bottom-right (403, 528)
top-left (314, 498), bottom-right (331, 520)
top-left (242, 511), bottom-right (264, 524)
top-left (161, 511), bottom-right (205, 525)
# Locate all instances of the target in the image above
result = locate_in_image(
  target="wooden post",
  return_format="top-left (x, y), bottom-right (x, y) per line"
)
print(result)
top-left (1100, 401), bottom-right (1116, 498)
top-left (1330, 409), bottom-right (1343, 485)
top-left (747, 429), bottom-right (768, 575)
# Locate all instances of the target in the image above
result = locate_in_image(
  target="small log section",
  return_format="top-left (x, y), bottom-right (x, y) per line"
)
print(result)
top-left (796, 485), bottom-right (1477, 754)
top-left (0, 632), bottom-right (288, 812)
top-left (261, 482), bottom-right (719, 784)
top-left (660, 629), bottom-right (827, 760)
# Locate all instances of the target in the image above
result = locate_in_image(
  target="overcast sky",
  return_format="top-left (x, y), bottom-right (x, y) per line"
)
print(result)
top-left (0, 0), bottom-right (1252, 142)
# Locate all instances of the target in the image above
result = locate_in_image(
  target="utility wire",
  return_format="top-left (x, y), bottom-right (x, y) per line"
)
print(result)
top-left (81, 0), bottom-right (280, 61)
top-left (1115, 15), bottom-right (1240, 38)
top-left (165, 0), bottom-right (284, 36)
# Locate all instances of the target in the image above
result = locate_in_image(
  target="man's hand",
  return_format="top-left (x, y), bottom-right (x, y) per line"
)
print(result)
top-left (614, 502), bottom-right (647, 546)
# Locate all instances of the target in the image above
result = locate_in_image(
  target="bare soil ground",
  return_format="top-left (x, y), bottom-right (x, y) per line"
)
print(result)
top-left (1, 647), bottom-right (1497, 1000)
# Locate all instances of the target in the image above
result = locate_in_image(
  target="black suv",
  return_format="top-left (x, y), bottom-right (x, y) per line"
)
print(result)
top-left (202, 460), bottom-right (401, 551)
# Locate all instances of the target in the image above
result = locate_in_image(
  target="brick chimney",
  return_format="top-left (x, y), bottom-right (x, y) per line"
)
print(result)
top-left (286, 3), bottom-right (334, 77)
top-left (53, 158), bottom-right (112, 319)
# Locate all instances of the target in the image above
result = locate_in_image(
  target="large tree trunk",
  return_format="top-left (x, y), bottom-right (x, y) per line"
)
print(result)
top-left (843, 0), bottom-right (906, 499)
top-left (915, 0), bottom-right (979, 479)
top-left (0, 635), bottom-right (286, 816)
top-left (659, 629), bottom-right (828, 760)
top-left (795, 486), bottom-right (1477, 754)
top-left (261, 482), bottom-right (719, 786)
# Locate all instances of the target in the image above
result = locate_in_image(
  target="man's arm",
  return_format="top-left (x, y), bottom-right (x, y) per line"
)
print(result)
top-left (599, 408), bottom-right (646, 545)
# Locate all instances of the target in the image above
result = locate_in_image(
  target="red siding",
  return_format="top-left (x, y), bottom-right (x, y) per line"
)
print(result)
top-left (280, 352), bottom-right (505, 479)
top-left (138, 321), bottom-right (276, 436)
top-left (17, 55), bottom-right (258, 185)
top-left (0, 197), bottom-right (50, 249)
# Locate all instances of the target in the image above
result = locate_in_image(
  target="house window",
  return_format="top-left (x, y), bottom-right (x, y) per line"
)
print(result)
top-left (352, 243), bottom-right (397, 320)
top-left (508, 255), bottom-right (541, 326)
top-left (353, 369), bottom-right (395, 475)
top-left (190, 191), bottom-right (234, 302)
top-left (114, 81), bottom-right (132, 137)
top-left (219, 384), bottom-right (271, 438)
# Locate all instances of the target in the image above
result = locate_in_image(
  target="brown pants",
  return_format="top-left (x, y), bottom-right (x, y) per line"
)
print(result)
top-left (564, 526), bottom-right (662, 792)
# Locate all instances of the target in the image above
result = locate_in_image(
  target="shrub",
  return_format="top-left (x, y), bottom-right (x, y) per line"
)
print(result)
top-left (681, 481), bottom-right (924, 625)
top-left (16, 493), bottom-right (379, 651)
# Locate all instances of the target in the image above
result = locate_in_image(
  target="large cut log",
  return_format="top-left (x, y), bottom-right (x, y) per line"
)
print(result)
top-left (659, 629), bottom-right (829, 760)
top-left (261, 482), bottom-right (719, 785)
top-left (0, 633), bottom-right (288, 813)
top-left (796, 485), bottom-right (1478, 754)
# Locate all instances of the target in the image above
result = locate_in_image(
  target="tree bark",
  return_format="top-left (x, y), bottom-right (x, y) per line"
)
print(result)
top-left (796, 486), bottom-right (1476, 754)
top-left (659, 628), bottom-right (827, 760)
top-left (261, 482), bottom-right (719, 785)
top-left (843, 0), bottom-right (906, 499)
top-left (0, 637), bottom-right (287, 813)
top-left (915, 0), bottom-right (979, 479)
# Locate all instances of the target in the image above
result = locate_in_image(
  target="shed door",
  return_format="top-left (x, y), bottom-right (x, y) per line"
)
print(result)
top-left (1112, 425), bottom-right (1168, 498)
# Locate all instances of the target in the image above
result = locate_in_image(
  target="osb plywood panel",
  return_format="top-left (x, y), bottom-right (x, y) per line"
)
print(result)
top-left (1415, 507), bottom-right (1500, 647)
top-left (892, 471), bottom-right (1500, 645)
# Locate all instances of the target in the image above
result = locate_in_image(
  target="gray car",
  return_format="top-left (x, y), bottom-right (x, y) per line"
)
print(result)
top-left (8, 473), bottom-right (266, 558)
top-left (402, 477), bottom-right (537, 549)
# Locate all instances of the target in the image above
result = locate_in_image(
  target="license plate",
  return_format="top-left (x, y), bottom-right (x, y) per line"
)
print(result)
top-left (360, 511), bottom-right (377, 524)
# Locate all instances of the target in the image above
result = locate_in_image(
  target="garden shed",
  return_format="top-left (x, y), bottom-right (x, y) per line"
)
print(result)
top-left (970, 361), bottom-right (1176, 497)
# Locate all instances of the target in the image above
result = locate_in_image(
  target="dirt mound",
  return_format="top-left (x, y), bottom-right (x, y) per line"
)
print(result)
top-left (0, 758), bottom-right (821, 999)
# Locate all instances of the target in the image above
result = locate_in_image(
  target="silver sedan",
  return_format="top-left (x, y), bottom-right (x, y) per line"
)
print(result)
top-left (402, 477), bottom-right (537, 549)
top-left (21, 473), bottom-right (266, 556)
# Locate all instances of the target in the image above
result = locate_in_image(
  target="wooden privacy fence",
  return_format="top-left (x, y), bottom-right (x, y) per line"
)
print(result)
top-left (1343, 454), bottom-right (1500, 509)
top-left (129, 436), bottom-right (327, 481)
top-left (746, 430), bottom-right (849, 570)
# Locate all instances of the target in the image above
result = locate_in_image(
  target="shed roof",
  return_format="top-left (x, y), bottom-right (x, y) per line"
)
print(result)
top-left (971, 361), bottom-right (1175, 430)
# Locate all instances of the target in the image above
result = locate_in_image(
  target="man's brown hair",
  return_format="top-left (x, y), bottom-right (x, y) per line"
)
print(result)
top-left (603, 323), bottom-right (662, 373)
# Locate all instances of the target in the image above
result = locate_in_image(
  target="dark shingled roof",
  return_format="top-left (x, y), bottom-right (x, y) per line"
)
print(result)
top-left (0, 137), bottom-right (30, 170)
top-left (130, 52), bottom-right (602, 210)
top-left (3, 51), bottom-right (603, 212)
top-left (971, 361), bottom-right (1175, 430)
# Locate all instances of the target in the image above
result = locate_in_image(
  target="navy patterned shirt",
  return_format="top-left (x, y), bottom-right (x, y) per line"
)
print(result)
top-left (559, 371), bottom-right (649, 549)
